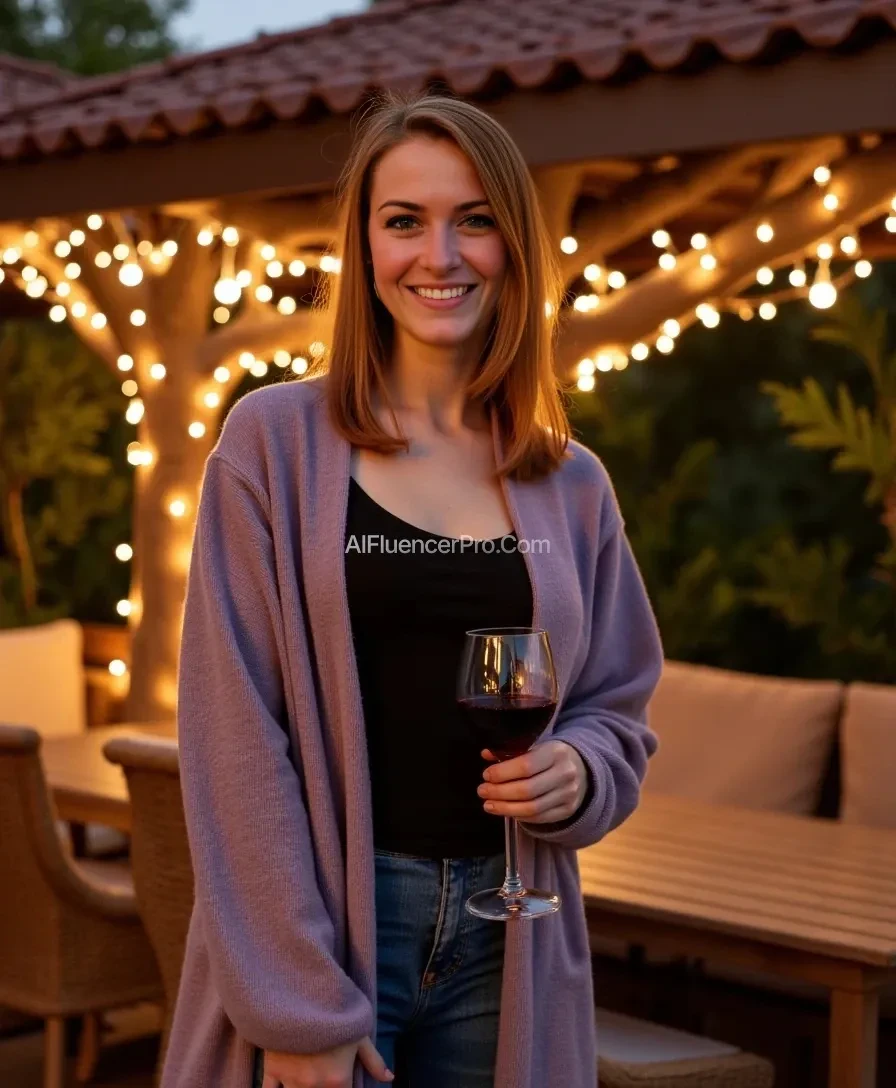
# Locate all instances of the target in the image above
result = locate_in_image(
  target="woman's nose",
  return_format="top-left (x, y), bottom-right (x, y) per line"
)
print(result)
top-left (421, 224), bottom-right (461, 272)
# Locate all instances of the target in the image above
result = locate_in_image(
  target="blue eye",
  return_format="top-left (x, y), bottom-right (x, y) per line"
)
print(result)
top-left (464, 214), bottom-right (496, 229)
top-left (385, 215), bottom-right (417, 230)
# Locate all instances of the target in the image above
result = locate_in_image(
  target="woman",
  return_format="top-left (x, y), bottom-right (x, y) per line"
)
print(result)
top-left (163, 93), bottom-right (663, 1088)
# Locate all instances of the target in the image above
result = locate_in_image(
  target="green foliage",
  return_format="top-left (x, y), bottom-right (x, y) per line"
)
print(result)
top-left (0, 321), bottom-right (130, 627)
top-left (0, 0), bottom-right (189, 75)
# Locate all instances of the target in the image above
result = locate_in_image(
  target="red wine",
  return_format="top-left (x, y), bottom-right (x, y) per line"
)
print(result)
top-left (458, 694), bottom-right (556, 760)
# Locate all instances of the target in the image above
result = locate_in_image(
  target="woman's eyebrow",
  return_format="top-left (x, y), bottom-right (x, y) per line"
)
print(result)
top-left (376, 199), bottom-right (491, 213)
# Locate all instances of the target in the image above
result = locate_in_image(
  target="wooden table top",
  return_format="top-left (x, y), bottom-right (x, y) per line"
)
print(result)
top-left (42, 721), bottom-right (177, 832)
top-left (579, 791), bottom-right (896, 970)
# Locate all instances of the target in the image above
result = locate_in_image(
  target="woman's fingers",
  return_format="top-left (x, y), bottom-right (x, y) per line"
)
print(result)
top-left (357, 1037), bottom-right (395, 1083)
top-left (478, 764), bottom-right (565, 802)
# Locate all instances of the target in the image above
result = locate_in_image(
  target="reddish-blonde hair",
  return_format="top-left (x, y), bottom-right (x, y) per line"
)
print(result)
top-left (309, 91), bottom-right (570, 480)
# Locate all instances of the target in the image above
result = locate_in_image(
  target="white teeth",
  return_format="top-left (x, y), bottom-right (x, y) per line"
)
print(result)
top-left (412, 285), bottom-right (471, 299)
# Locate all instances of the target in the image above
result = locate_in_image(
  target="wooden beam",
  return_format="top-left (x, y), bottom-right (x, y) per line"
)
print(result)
top-left (556, 141), bottom-right (896, 371)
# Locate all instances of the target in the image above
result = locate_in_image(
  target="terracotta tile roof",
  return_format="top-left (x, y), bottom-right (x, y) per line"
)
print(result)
top-left (0, 54), bottom-right (76, 111)
top-left (0, 0), bottom-right (892, 162)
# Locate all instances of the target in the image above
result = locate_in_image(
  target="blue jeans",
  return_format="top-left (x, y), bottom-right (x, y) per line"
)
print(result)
top-left (254, 850), bottom-right (506, 1087)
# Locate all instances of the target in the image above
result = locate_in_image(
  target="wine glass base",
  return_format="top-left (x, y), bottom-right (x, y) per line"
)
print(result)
top-left (465, 887), bottom-right (561, 921)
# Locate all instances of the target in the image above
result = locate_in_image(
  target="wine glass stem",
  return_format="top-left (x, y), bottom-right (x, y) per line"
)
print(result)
top-left (502, 817), bottom-right (524, 898)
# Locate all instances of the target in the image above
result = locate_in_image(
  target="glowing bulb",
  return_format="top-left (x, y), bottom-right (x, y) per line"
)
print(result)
top-left (544, 301), bottom-right (554, 318)
top-left (595, 353), bottom-right (614, 373)
top-left (277, 296), bottom-right (297, 315)
top-left (260, 244), bottom-right (276, 260)
top-left (817, 242), bottom-right (834, 260)
top-left (658, 252), bottom-right (677, 270)
top-left (197, 229), bottom-right (214, 246)
top-left (188, 422), bottom-right (207, 438)
top-left (266, 260), bottom-right (283, 277)
top-left (109, 659), bottom-right (127, 677)
top-left (292, 357), bottom-right (308, 375)
top-left (840, 235), bottom-right (858, 255)
top-left (663, 319), bottom-right (681, 338)
top-left (149, 363), bottom-right (166, 380)
top-left (3, 247), bottom-right (20, 263)
top-left (213, 307), bottom-right (230, 324)
top-left (117, 354), bottom-right (134, 371)
top-left (161, 240), bottom-right (178, 257)
top-left (122, 380), bottom-right (138, 397)
top-left (699, 253), bottom-right (717, 270)
top-left (119, 262), bottom-right (143, 286)
top-left (49, 305), bottom-right (66, 322)
top-left (855, 259), bottom-right (873, 278)
top-left (130, 309), bottom-right (146, 326)
top-left (95, 251), bottom-right (112, 268)
top-left (560, 236), bottom-right (578, 254)
top-left (136, 240), bottom-right (153, 257)
top-left (697, 304), bottom-right (720, 328)
top-left (115, 544), bottom-right (133, 562)
top-left (222, 226), bottom-right (239, 246)
top-left (656, 335), bottom-right (675, 355)
top-left (71, 301), bottom-right (87, 318)
top-left (759, 302), bottom-right (777, 320)
top-left (214, 278), bottom-right (241, 305)
top-left (823, 193), bottom-right (839, 211)
top-left (607, 270), bottom-right (626, 289)
top-left (169, 499), bottom-right (187, 518)
top-left (289, 259), bottom-right (306, 277)
top-left (125, 398), bottom-right (144, 424)
top-left (236, 269), bottom-right (252, 287)
top-left (23, 230), bottom-right (37, 247)
top-left (309, 341), bottom-right (326, 358)
top-left (255, 284), bottom-right (273, 302)
top-left (577, 358), bottom-right (595, 376)
top-left (320, 255), bottom-right (341, 273)
top-left (238, 352), bottom-right (255, 369)
top-left (112, 244), bottom-right (129, 260)
top-left (56, 281), bottom-right (71, 297)
top-left (214, 366), bottom-right (231, 383)
top-left (250, 360), bottom-right (269, 378)
top-left (631, 342), bottom-right (649, 361)
top-left (690, 233), bottom-right (708, 250)
top-left (204, 391), bottom-right (221, 408)
top-left (87, 214), bottom-right (103, 230)
top-left (576, 374), bottom-right (596, 392)
top-left (583, 264), bottom-right (601, 282)
top-left (64, 262), bottom-right (81, 279)
top-left (25, 278), bottom-right (48, 298)
top-left (90, 312), bottom-right (107, 329)
top-left (69, 229), bottom-right (85, 246)
top-left (885, 216), bottom-right (896, 233)
top-left (652, 229), bottom-right (671, 248)
top-left (54, 240), bottom-right (71, 258)
top-left (116, 600), bottom-right (132, 618)
top-left (789, 268), bottom-right (807, 287)
top-left (813, 165), bottom-right (831, 185)
top-left (756, 266), bottom-right (774, 285)
top-left (809, 262), bottom-right (837, 309)
top-left (756, 222), bottom-right (774, 243)
top-left (273, 349), bottom-right (291, 368)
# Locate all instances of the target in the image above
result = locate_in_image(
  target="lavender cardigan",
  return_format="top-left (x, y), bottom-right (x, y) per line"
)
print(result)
top-left (162, 376), bottom-right (663, 1088)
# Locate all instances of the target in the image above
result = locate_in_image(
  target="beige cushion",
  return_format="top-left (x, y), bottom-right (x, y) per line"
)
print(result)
top-left (644, 661), bottom-right (842, 814)
top-left (840, 682), bottom-right (896, 829)
top-left (0, 619), bottom-right (86, 738)
top-left (595, 1007), bottom-right (739, 1063)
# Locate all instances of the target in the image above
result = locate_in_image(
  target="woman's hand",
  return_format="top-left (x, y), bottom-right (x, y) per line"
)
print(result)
top-left (478, 740), bottom-right (589, 824)
top-left (261, 1035), bottom-right (393, 1088)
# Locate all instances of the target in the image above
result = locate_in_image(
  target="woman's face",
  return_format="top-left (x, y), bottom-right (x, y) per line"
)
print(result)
top-left (366, 135), bottom-right (508, 352)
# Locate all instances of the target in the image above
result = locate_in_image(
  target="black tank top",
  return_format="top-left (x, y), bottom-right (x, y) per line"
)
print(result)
top-left (344, 476), bottom-right (533, 858)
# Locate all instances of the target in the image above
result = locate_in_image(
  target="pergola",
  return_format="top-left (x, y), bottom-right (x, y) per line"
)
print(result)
top-left (0, 0), bottom-right (894, 719)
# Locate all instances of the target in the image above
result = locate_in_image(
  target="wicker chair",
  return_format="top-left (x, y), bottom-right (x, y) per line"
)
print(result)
top-left (103, 734), bottom-right (194, 1077)
top-left (596, 1008), bottom-right (775, 1087)
top-left (0, 723), bottom-right (163, 1088)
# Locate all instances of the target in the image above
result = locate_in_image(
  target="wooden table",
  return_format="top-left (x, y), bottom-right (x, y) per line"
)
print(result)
top-left (580, 792), bottom-right (896, 1088)
top-left (42, 722), bottom-right (176, 833)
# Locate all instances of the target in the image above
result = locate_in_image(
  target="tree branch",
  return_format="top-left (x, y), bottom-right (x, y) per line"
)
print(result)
top-left (197, 308), bottom-right (322, 373)
top-left (757, 136), bottom-right (846, 204)
top-left (555, 142), bottom-right (896, 373)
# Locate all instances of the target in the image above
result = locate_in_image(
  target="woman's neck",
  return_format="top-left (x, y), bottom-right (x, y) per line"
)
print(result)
top-left (384, 331), bottom-right (488, 435)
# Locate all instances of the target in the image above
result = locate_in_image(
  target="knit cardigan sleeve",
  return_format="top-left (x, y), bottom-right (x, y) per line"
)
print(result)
top-left (521, 498), bottom-right (663, 852)
top-left (177, 451), bottom-right (374, 1055)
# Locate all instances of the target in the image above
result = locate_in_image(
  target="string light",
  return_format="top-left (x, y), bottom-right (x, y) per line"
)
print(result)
top-left (696, 303), bottom-right (720, 328)
top-left (291, 356), bottom-right (308, 375)
top-left (25, 277), bottom-right (48, 298)
top-left (885, 215), bottom-right (896, 233)
top-left (3, 247), bottom-right (20, 263)
top-left (213, 277), bottom-right (240, 304)
top-left (839, 235), bottom-right (858, 255)
top-left (95, 251), bottom-right (112, 268)
top-left (250, 360), bottom-right (268, 378)
top-left (273, 349), bottom-right (291, 368)
top-left (756, 222), bottom-right (774, 243)
top-left (71, 301), bottom-right (87, 318)
top-left (759, 302), bottom-right (777, 320)
top-left (87, 214), bottom-right (103, 230)
top-left (756, 266), bottom-right (774, 285)
top-left (197, 229), bottom-right (214, 246)
top-left (117, 354), bottom-right (134, 371)
top-left (125, 398), bottom-right (144, 424)
top-left (69, 229), bottom-right (85, 246)
top-left (221, 226), bottom-right (239, 246)
top-left (213, 366), bottom-right (231, 383)
top-left (573, 294), bottom-right (599, 312)
top-left (188, 422), bottom-right (206, 438)
top-left (260, 244), bottom-right (276, 261)
top-left (631, 342), bottom-right (649, 361)
top-left (168, 499), bottom-right (187, 518)
top-left (121, 381), bottom-right (138, 398)
top-left (90, 312), bottom-right (107, 329)
top-left (808, 261), bottom-right (837, 309)
top-left (112, 243), bottom-right (129, 260)
top-left (161, 240), bottom-right (178, 257)
top-left (238, 352), bottom-right (255, 369)
top-left (116, 600), bottom-right (133, 618)
top-left (289, 259), bottom-right (306, 277)
top-left (255, 285), bottom-right (273, 302)
top-left (236, 269), bottom-right (252, 287)
top-left (109, 659), bottom-right (127, 677)
top-left (56, 282), bottom-right (71, 297)
top-left (789, 267), bottom-right (807, 287)
top-left (130, 309), bottom-right (147, 326)
top-left (855, 259), bottom-right (873, 278)
top-left (119, 262), bottom-right (143, 286)
top-left (319, 255), bottom-right (342, 274)
top-left (583, 264), bottom-right (602, 282)
top-left (204, 391), bottom-right (221, 408)
top-left (656, 335), bottom-right (675, 354)
top-left (690, 233), bottom-right (709, 250)
top-left (149, 363), bottom-right (166, 380)
top-left (699, 252), bottom-right (717, 270)
top-left (651, 229), bottom-right (671, 248)
top-left (54, 240), bottom-right (71, 258)
top-left (115, 544), bottom-right (133, 562)
top-left (813, 165), bottom-right (831, 185)
top-left (822, 192), bottom-right (839, 211)
top-left (213, 307), bottom-right (230, 323)
top-left (23, 230), bottom-right (38, 247)
top-left (49, 305), bottom-right (66, 322)
top-left (560, 236), bottom-right (578, 254)
top-left (816, 242), bottom-right (834, 260)
top-left (658, 252), bottom-right (677, 270)
top-left (662, 318), bottom-right (681, 338)
top-left (607, 270), bottom-right (626, 289)
top-left (266, 260), bottom-right (283, 278)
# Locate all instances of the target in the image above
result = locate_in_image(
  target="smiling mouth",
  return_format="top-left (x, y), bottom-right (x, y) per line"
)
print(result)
top-left (407, 285), bottom-right (475, 300)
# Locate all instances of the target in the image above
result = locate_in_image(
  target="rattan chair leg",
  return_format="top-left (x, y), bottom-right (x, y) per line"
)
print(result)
top-left (44, 1016), bottom-right (66, 1088)
top-left (74, 1011), bottom-right (101, 1082)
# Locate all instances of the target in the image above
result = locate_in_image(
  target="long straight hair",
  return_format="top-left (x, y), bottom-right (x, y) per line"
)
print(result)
top-left (309, 91), bottom-right (570, 480)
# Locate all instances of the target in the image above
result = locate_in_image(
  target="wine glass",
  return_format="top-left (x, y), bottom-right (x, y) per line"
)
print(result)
top-left (457, 626), bottom-right (561, 921)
